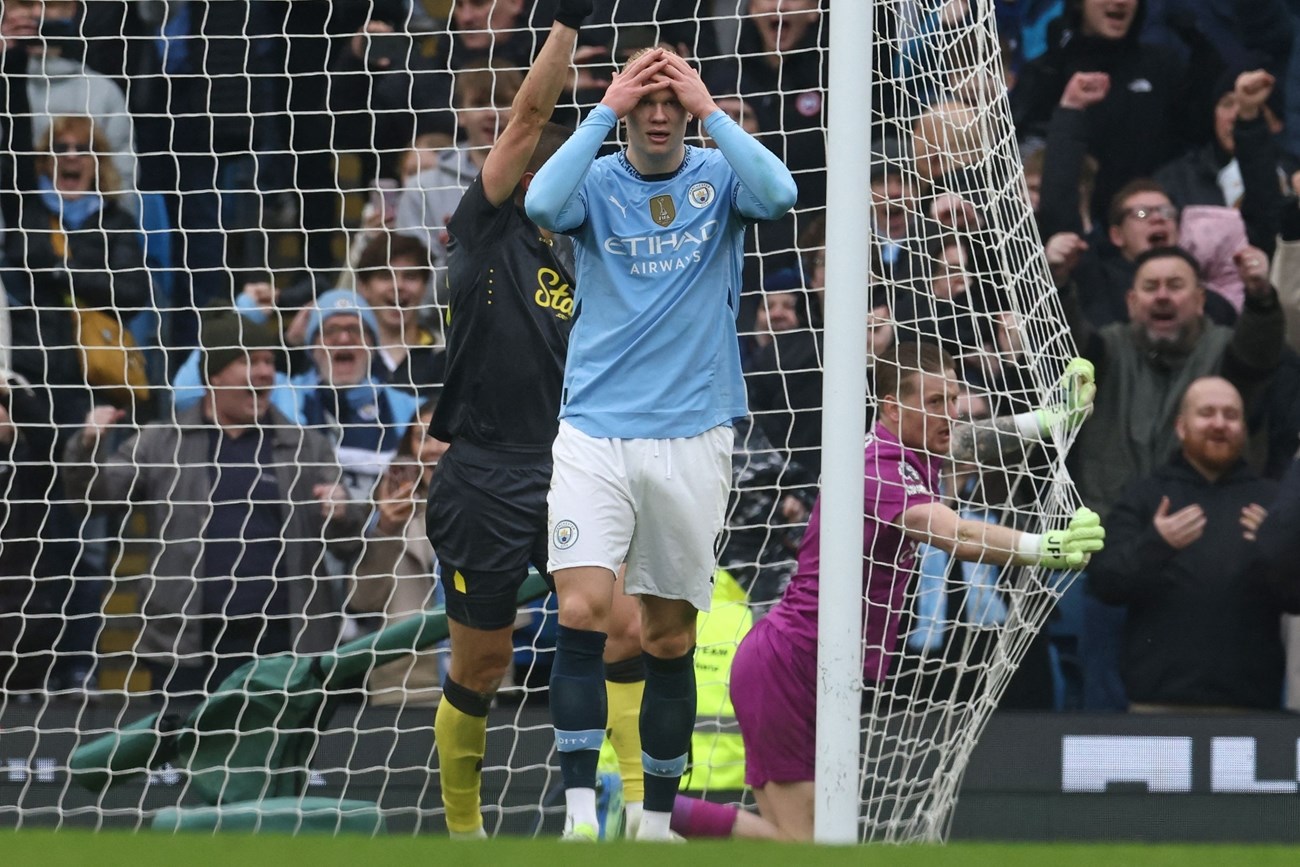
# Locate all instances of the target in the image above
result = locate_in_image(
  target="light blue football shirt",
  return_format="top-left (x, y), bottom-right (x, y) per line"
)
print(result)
top-left (526, 106), bottom-right (797, 439)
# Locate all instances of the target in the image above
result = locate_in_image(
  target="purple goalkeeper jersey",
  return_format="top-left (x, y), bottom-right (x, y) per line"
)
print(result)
top-left (763, 423), bottom-right (943, 682)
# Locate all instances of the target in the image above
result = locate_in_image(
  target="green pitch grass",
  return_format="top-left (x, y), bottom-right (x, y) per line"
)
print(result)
top-left (7, 832), bottom-right (1300, 867)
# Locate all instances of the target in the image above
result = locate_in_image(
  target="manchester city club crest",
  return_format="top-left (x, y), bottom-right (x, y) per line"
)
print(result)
top-left (688, 182), bottom-right (715, 208)
top-left (649, 194), bottom-right (676, 227)
top-left (553, 520), bottom-right (579, 550)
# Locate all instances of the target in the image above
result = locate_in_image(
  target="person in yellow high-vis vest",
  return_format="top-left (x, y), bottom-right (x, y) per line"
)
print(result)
top-left (679, 568), bottom-right (750, 793)
top-left (662, 568), bottom-right (778, 839)
top-left (597, 567), bottom-right (773, 838)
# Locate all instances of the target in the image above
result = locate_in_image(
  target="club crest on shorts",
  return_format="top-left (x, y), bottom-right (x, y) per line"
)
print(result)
top-left (553, 520), bottom-right (579, 549)
top-left (649, 194), bottom-right (676, 227)
top-left (688, 182), bottom-right (715, 208)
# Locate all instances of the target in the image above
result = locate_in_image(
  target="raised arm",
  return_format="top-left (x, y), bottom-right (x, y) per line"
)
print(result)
top-left (1225, 247), bottom-right (1285, 382)
top-left (480, 3), bottom-right (588, 207)
top-left (659, 53), bottom-right (797, 220)
top-left (703, 112), bottom-right (798, 220)
top-left (1231, 71), bottom-right (1285, 255)
top-left (1273, 184), bottom-right (1300, 351)
top-left (1043, 231), bottom-right (1106, 367)
top-left (949, 357), bottom-right (1096, 465)
top-left (526, 48), bottom-right (672, 231)
top-left (524, 106), bottom-right (610, 231)
top-left (1041, 73), bottom-right (1108, 238)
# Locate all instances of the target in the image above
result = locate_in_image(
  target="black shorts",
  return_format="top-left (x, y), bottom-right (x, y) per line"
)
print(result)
top-left (426, 440), bottom-right (553, 630)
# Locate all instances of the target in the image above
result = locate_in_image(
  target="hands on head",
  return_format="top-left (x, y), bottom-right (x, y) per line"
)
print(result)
top-left (600, 48), bottom-right (672, 117)
top-left (655, 52), bottom-right (719, 120)
top-left (600, 48), bottom-right (716, 120)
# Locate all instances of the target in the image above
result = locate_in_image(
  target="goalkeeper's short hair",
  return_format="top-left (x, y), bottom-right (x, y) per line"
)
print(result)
top-left (875, 341), bottom-right (955, 403)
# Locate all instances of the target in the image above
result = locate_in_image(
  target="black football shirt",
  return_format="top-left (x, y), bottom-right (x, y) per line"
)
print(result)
top-left (431, 174), bottom-right (574, 451)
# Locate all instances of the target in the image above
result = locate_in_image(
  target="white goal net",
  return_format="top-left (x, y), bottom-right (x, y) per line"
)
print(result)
top-left (843, 0), bottom-right (1087, 844)
top-left (0, 0), bottom-right (1082, 842)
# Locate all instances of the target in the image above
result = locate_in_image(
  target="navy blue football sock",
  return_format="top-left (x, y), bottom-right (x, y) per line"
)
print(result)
top-left (640, 647), bottom-right (696, 814)
top-left (550, 625), bottom-right (608, 791)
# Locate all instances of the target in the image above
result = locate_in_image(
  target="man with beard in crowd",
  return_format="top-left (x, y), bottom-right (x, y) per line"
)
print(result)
top-left (1089, 377), bottom-right (1288, 711)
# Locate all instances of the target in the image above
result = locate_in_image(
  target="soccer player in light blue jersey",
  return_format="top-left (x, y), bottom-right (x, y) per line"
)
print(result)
top-left (525, 47), bottom-right (798, 841)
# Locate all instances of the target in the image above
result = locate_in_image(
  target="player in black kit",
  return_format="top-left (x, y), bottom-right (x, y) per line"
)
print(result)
top-left (425, 0), bottom-right (638, 839)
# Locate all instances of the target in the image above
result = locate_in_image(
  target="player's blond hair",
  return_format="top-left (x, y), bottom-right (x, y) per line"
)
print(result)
top-left (620, 44), bottom-right (680, 73)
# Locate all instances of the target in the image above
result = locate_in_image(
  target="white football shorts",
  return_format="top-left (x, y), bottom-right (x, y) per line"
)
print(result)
top-left (548, 420), bottom-right (733, 612)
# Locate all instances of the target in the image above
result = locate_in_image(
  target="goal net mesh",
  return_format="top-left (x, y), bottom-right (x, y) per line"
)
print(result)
top-left (847, 0), bottom-right (1084, 843)
top-left (0, 0), bottom-right (1081, 841)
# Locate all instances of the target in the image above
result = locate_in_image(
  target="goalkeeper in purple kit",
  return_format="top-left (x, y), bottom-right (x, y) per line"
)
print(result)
top-left (670, 343), bottom-right (1104, 840)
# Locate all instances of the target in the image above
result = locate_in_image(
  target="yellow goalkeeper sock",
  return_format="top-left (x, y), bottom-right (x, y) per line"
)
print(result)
top-left (605, 657), bottom-right (646, 804)
top-left (436, 678), bottom-right (491, 835)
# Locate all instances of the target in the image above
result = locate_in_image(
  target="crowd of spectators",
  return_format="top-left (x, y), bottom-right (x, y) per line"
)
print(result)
top-left (0, 0), bottom-right (1298, 719)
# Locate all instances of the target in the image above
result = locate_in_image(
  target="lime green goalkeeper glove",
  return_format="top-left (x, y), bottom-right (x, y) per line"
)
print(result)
top-left (1037, 507), bottom-right (1105, 569)
top-left (1034, 357), bottom-right (1096, 437)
